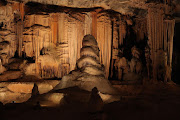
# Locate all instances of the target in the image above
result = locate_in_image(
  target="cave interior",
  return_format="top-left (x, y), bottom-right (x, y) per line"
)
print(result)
top-left (0, 0), bottom-right (180, 120)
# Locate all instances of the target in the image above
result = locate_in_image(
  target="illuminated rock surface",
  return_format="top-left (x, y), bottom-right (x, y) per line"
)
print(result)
top-left (54, 35), bottom-right (117, 94)
top-left (0, 0), bottom-right (179, 82)
top-left (0, 1), bottom-right (180, 119)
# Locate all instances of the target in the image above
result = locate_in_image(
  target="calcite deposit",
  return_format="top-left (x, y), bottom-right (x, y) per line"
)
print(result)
top-left (0, 0), bottom-right (179, 106)
top-left (0, 0), bottom-right (178, 83)
top-left (54, 35), bottom-right (117, 94)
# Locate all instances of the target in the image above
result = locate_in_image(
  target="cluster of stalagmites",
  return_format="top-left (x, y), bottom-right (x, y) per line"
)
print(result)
top-left (54, 35), bottom-right (117, 94)
top-left (114, 46), bottom-right (143, 83)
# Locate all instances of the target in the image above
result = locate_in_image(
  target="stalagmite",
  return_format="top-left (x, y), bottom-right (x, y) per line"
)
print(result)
top-left (54, 35), bottom-right (117, 94)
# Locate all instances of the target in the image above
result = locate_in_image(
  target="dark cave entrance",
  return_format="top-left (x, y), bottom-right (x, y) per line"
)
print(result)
top-left (172, 22), bottom-right (180, 84)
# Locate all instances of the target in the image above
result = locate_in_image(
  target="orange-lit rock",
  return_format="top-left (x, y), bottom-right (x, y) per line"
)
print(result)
top-left (54, 35), bottom-right (117, 94)
top-left (0, 59), bottom-right (6, 74)
top-left (0, 91), bottom-right (21, 104)
top-left (0, 71), bottom-right (22, 81)
top-left (7, 82), bottom-right (34, 94)
top-left (36, 83), bottom-right (53, 94)
top-left (0, 0), bottom-right (179, 97)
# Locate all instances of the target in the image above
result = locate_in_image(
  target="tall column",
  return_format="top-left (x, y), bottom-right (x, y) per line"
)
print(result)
top-left (119, 16), bottom-right (126, 45)
top-left (97, 12), bottom-right (112, 78)
top-left (50, 13), bottom-right (58, 44)
top-left (91, 11), bottom-right (97, 39)
top-left (147, 7), bottom-right (175, 81)
top-left (17, 20), bottom-right (23, 57)
top-left (84, 12), bottom-right (92, 35)
top-left (110, 18), bottom-right (119, 78)
top-left (19, 2), bottom-right (25, 21)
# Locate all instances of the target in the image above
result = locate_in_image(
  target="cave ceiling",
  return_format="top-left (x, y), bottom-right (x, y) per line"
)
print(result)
top-left (4, 0), bottom-right (179, 17)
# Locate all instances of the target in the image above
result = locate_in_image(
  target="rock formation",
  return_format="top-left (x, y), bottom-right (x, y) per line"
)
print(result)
top-left (129, 46), bottom-right (142, 74)
top-left (0, 0), bottom-right (179, 108)
top-left (0, 59), bottom-right (6, 74)
top-left (0, 0), bottom-right (179, 83)
top-left (54, 35), bottom-right (117, 94)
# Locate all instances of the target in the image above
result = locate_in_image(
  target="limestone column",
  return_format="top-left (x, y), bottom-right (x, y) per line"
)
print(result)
top-left (97, 13), bottom-right (112, 78)
top-left (84, 12), bottom-right (92, 35)
top-left (50, 13), bottom-right (58, 44)
top-left (110, 18), bottom-right (119, 78)
top-left (17, 20), bottom-right (23, 57)
top-left (91, 11), bottom-right (97, 39)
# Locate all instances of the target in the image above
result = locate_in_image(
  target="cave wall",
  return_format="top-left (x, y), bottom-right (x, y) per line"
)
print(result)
top-left (0, 0), bottom-right (178, 82)
top-left (21, 8), bottom-right (128, 79)
top-left (147, 2), bottom-right (175, 81)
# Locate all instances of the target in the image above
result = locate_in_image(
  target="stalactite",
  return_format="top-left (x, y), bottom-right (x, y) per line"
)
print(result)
top-left (163, 21), bottom-right (167, 51)
top-left (76, 17), bottom-right (84, 59)
top-left (24, 14), bottom-right (50, 28)
top-left (17, 20), bottom-right (23, 57)
top-left (97, 12), bottom-right (112, 78)
top-left (68, 20), bottom-right (77, 71)
top-left (118, 16), bottom-right (126, 45)
top-left (24, 15), bottom-right (34, 27)
top-left (133, 18), bottom-right (147, 42)
top-left (164, 19), bottom-right (175, 81)
top-left (23, 24), bottom-right (52, 77)
top-left (11, 2), bottom-right (25, 21)
top-left (23, 13), bottom-right (87, 78)
top-left (19, 2), bottom-right (25, 21)
top-left (147, 8), bottom-right (163, 80)
top-left (50, 13), bottom-right (58, 44)
top-left (68, 14), bottom-right (84, 71)
top-left (84, 12), bottom-right (92, 35)
top-left (91, 11), bottom-right (97, 39)
top-left (160, 12), bottom-right (164, 49)
top-left (0, 3), bottom-right (17, 63)
top-left (110, 18), bottom-right (119, 78)
top-left (58, 13), bottom-right (65, 44)
top-left (112, 18), bottom-right (119, 59)
top-left (147, 7), bottom-right (175, 81)
top-left (57, 13), bottom-right (70, 77)
top-left (57, 12), bottom-right (85, 74)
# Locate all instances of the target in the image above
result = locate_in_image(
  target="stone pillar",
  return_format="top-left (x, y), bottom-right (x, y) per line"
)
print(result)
top-left (17, 20), bottom-right (23, 57)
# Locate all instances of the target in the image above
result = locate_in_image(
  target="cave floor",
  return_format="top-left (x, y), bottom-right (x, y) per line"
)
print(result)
top-left (1, 81), bottom-right (180, 120)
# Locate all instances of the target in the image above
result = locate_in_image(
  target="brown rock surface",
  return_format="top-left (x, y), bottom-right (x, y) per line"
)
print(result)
top-left (12, 0), bottom-right (152, 15)
top-left (0, 71), bottom-right (22, 81)
top-left (7, 82), bottom-right (34, 93)
top-left (54, 35), bottom-right (117, 94)
top-left (36, 83), bottom-right (53, 94)
top-left (0, 91), bottom-right (21, 104)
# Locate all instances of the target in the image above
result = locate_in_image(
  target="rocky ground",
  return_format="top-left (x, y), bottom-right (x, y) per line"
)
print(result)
top-left (1, 80), bottom-right (180, 120)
